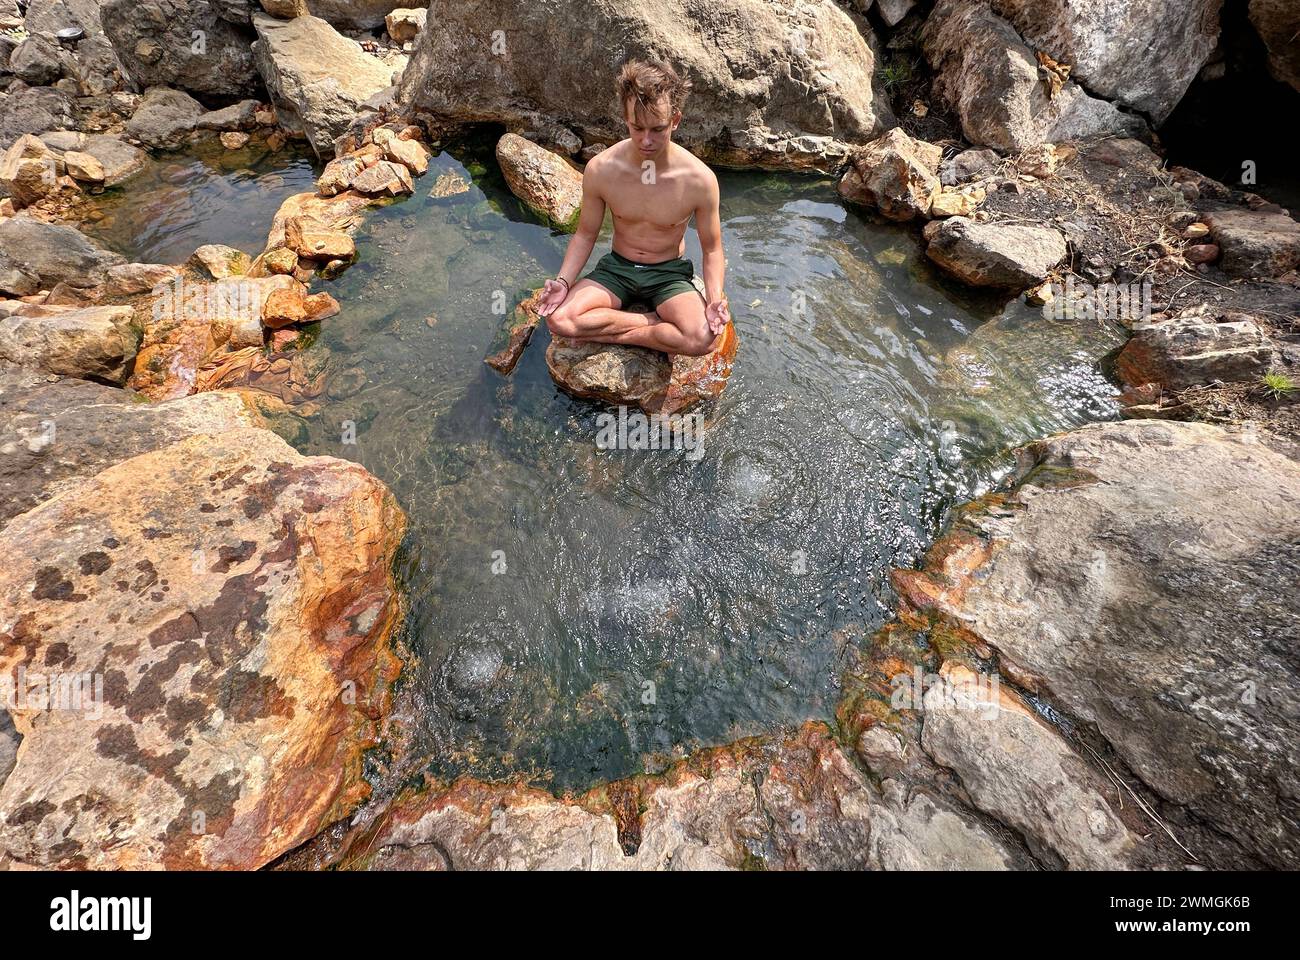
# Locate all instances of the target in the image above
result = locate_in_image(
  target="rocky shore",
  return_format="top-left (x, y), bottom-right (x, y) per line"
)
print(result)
top-left (2, 0), bottom-right (1299, 870)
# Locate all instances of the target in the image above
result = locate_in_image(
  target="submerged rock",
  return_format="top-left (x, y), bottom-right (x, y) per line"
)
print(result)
top-left (496, 133), bottom-right (583, 231)
top-left (923, 216), bottom-right (1066, 289)
top-left (546, 320), bottom-right (738, 416)
top-left (398, 0), bottom-right (894, 171)
top-left (484, 288), bottom-right (544, 376)
top-left (0, 427), bottom-right (407, 869)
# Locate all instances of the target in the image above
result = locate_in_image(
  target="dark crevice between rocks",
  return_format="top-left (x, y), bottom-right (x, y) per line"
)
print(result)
top-left (1159, 0), bottom-right (1300, 212)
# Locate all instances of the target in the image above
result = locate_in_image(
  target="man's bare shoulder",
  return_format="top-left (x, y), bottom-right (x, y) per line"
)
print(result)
top-left (672, 144), bottom-right (718, 199)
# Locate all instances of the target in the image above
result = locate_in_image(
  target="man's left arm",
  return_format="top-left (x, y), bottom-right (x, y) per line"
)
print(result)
top-left (696, 172), bottom-right (730, 335)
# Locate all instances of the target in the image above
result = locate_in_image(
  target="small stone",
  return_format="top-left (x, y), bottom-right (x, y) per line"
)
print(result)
top-left (221, 131), bottom-right (251, 150)
top-left (1184, 243), bottom-right (1221, 265)
top-left (61, 151), bottom-right (106, 184)
top-left (1183, 222), bottom-right (1210, 240)
top-left (262, 248), bottom-right (299, 276)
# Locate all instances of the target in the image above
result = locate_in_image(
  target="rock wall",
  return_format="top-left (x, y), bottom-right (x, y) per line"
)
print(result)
top-left (397, 0), bottom-right (895, 170)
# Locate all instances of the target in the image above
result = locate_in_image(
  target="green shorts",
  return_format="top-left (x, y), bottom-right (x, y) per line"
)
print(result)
top-left (583, 250), bottom-right (701, 308)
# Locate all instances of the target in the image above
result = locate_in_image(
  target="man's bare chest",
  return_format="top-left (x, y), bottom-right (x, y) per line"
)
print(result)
top-left (604, 177), bottom-right (696, 230)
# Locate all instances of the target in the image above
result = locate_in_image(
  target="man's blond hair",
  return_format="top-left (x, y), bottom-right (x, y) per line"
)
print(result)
top-left (616, 58), bottom-right (692, 122)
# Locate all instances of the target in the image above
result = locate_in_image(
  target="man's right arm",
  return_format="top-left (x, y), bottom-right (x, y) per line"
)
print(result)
top-left (538, 161), bottom-right (606, 317)
top-left (556, 162), bottom-right (606, 286)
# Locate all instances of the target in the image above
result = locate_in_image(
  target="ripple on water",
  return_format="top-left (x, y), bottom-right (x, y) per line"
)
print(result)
top-left (251, 138), bottom-right (1129, 791)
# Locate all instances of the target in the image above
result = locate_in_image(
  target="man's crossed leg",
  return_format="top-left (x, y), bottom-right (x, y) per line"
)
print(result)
top-left (545, 280), bottom-right (720, 357)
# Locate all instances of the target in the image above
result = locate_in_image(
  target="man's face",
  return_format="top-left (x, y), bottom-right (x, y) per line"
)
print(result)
top-left (624, 98), bottom-right (680, 159)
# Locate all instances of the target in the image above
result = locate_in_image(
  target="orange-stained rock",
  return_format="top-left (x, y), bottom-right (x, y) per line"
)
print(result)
top-left (545, 321), bottom-right (738, 415)
top-left (282, 722), bottom-right (1018, 871)
top-left (484, 288), bottom-right (544, 376)
top-left (0, 427), bottom-right (407, 869)
top-left (129, 275), bottom-right (299, 400)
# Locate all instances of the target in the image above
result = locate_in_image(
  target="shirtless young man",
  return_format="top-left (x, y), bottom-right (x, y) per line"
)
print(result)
top-left (537, 59), bottom-right (730, 357)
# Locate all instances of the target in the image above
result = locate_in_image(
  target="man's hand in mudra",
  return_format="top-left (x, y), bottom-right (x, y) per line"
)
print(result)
top-left (538, 278), bottom-right (570, 318)
top-left (705, 297), bottom-right (730, 336)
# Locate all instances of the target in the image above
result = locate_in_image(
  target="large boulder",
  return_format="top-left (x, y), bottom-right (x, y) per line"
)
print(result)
top-left (0, 304), bottom-right (140, 384)
top-left (893, 419), bottom-right (1300, 867)
top-left (837, 127), bottom-right (942, 222)
top-left (495, 133), bottom-right (583, 231)
top-left (1115, 304), bottom-right (1274, 392)
top-left (123, 86), bottom-right (208, 150)
top-left (101, 0), bottom-right (260, 98)
top-left (0, 217), bottom-right (126, 290)
top-left (922, 0), bottom-right (1145, 153)
top-left (923, 216), bottom-right (1067, 289)
top-left (0, 85), bottom-right (75, 151)
top-left (546, 320), bottom-right (738, 416)
top-left (0, 364), bottom-right (259, 523)
top-left (252, 14), bottom-right (397, 158)
top-left (988, 0), bottom-right (1221, 123)
top-left (0, 426), bottom-right (407, 869)
top-left (20, 0), bottom-right (127, 94)
top-left (1249, 0), bottom-right (1300, 94)
top-left (398, 0), bottom-right (895, 171)
top-left (301, 724), bottom-right (1023, 870)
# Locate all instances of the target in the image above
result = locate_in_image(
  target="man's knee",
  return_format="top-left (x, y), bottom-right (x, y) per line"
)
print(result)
top-left (547, 304), bottom-right (580, 338)
top-left (677, 327), bottom-right (718, 357)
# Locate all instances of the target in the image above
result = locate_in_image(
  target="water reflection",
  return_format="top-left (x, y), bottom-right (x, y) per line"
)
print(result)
top-left (281, 138), bottom-right (1125, 790)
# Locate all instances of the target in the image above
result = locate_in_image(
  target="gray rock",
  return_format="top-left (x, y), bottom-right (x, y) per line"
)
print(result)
top-left (195, 99), bottom-right (262, 132)
top-left (8, 35), bottom-right (66, 86)
top-left (0, 304), bottom-right (140, 384)
top-left (80, 134), bottom-right (148, 186)
top-left (252, 13), bottom-right (395, 158)
top-left (1116, 305), bottom-right (1274, 391)
top-left (0, 363), bottom-right (257, 522)
top-left (990, 0), bottom-right (1221, 123)
top-left (123, 85), bottom-right (206, 149)
top-left (0, 249), bottom-right (40, 296)
top-left (922, 0), bottom-right (1146, 153)
top-left (327, 724), bottom-right (1025, 871)
top-left (926, 420), bottom-right (1300, 867)
top-left (940, 147), bottom-right (1001, 186)
top-left (923, 216), bottom-right (1067, 288)
top-left (100, 0), bottom-right (259, 98)
top-left (0, 216), bottom-right (125, 289)
top-left (398, 0), bottom-right (895, 171)
top-left (920, 663), bottom-right (1145, 869)
top-left (0, 84), bottom-right (74, 150)
top-left (1250, 0), bottom-right (1300, 94)
top-left (1201, 204), bottom-right (1300, 279)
